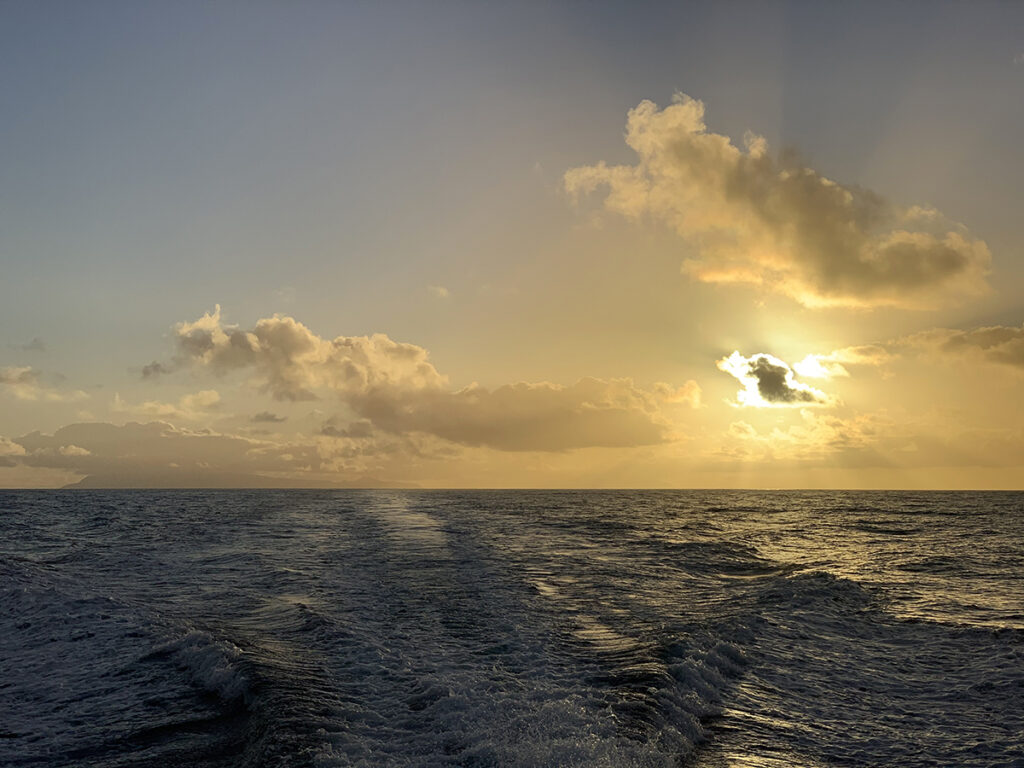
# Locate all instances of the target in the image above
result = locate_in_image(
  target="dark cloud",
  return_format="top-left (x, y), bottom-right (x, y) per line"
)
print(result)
top-left (141, 361), bottom-right (172, 379)
top-left (748, 357), bottom-right (820, 403)
top-left (718, 352), bottom-right (832, 408)
top-left (320, 420), bottom-right (374, 439)
top-left (252, 411), bottom-right (287, 423)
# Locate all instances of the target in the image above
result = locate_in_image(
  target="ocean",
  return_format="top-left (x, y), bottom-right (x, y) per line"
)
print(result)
top-left (0, 490), bottom-right (1021, 767)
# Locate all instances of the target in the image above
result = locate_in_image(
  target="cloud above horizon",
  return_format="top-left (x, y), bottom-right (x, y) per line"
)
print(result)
top-left (793, 345), bottom-right (894, 379)
top-left (112, 389), bottom-right (222, 421)
top-left (155, 307), bottom-right (687, 451)
top-left (0, 366), bottom-right (87, 402)
top-left (565, 94), bottom-right (991, 308)
top-left (9, 421), bottom-right (307, 486)
top-left (898, 323), bottom-right (1024, 369)
top-left (718, 352), bottom-right (833, 407)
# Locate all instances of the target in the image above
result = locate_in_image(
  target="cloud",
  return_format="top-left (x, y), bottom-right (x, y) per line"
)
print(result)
top-left (898, 323), bottom-right (1024, 369)
top-left (717, 352), bottom-right (833, 407)
top-left (320, 419), bottom-right (374, 439)
top-left (428, 285), bottom-right (450, 299)
top-left (654, 380), bottom-right (702, 408)
top-left (720, 410), bottom-right (889, 462)
top-left (0, 366), bottom-right (37, 389)
top-left (793, 345), bottom-right (893, 379)
top-left (141, 361), bottom-right (172, 379)
top-left (565, 94), bottom-right (991, 308)
top-left (112, 390), bottom-right (222, 421)
top-left (252, 411), bottom-right (287, 423)
top-left (0, 437), bottom-right (27, 466)
top-left (160, 308), bottom-right (672, 451)
top-left (349, 377), bottom-right (667, 451)
top-left (171, 306), bottom-right (446, 402)
top-left (3, 420), bottom-right (432, 488)
top-left (0, 366), bottom-right (87, 402)
top-left (8, 421), bottom-right (317, 487)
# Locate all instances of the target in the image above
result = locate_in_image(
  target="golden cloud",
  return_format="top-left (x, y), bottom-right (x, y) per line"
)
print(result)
top-left (718, 351), bottom-right (833, 408)
top-left (162, 308), bottom-right (687, 452)
top-left (0, 366), bottom-right (88, 402)
top-left (898, 323), bottom-right (1024, 369)
top-left (566, 94), bottom-right (991, 309)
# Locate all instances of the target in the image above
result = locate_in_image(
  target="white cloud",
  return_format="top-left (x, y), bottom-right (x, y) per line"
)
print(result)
top-left (718, 351), bottom-right (833, 407)
top-left (793, 345), bottom-right (893, 379)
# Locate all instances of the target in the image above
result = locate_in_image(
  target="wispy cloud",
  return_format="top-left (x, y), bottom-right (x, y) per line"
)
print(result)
top-left (896, 323), bottom-right (1024, 369)
top-left (0, 366), bottom-right (87, 402)
top-left (112, 390), bottom-right (222, 421)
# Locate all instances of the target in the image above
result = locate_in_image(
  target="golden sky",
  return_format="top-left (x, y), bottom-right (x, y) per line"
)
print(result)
top-left (2, 3), bottom-right (1023, 488)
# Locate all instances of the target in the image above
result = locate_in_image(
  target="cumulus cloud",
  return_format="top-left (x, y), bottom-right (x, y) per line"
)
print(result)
top-left (0, 366), bottom-right (87, 402)
top-left (158, 307), bottom-right (672, 452)
top-left (565, 94), bottom-right (991, 308)
top-left (718, 352), bottom-right (833, 407)
top-left (898, 323), bottom-right (1024, 369)
top-left (171, 306), bottom-right (446, 402)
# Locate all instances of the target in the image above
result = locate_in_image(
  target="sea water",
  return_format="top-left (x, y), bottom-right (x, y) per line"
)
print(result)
top-left (1, 490), bottom-right (1021, 767)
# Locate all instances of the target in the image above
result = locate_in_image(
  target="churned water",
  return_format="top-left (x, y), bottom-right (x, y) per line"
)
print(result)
top-left (0, 490), bottom-right (1021, 767)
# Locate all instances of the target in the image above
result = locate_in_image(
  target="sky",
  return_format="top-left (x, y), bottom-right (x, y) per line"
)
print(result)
top-left (2, 1), bottom-right (1023, 489)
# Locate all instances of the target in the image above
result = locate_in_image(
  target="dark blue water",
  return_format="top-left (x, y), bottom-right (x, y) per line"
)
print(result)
top-left (1, 491), bottom-right (1022, 767)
